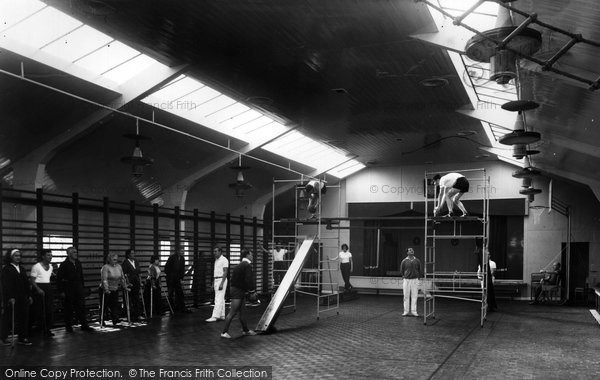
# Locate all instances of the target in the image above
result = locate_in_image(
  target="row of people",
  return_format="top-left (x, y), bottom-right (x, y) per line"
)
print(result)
top-left (1, 245), bottom-right (261, 344)
top-left (0, 247), bottom-right (169, 345)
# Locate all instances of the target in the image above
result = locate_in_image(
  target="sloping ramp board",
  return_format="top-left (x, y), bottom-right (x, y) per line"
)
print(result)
top-left (256, 237), bottom-right (315, 333)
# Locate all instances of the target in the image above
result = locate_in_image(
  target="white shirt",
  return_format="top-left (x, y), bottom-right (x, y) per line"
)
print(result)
top-left (440, 172), bottom-right (464, 188)
top-left (214, 255), bottom-right (229, 278)
top-left (11, 263), bottom-right (20, 273)
top-left (272, 248), bottom-right (287, 262)
top-left (338, 251), bottom-right (352, 263)
top-left (128, 258), bottom-right (136, 269)
top-left (30, 262), bottom-right (53, 283)
top-left (478, 260), bottom-right (497, 282)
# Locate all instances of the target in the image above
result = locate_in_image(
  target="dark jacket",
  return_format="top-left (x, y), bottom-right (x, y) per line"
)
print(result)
top-left (230, 260), bottom-right (255, 291)
top-left (1, 264), bottom-right (31, 301)
top-left (164, 254), bottom-right (185, 282)
top-left (122, 258), bottom-right (141, 286)
top-left (57, 258), bottom-right (85, 292)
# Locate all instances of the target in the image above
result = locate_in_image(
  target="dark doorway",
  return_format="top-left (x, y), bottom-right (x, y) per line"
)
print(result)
top-left (561, 242), bottom-right (589, 301)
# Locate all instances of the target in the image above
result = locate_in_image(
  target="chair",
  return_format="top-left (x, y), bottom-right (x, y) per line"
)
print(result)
top-left (540, 277), bottom-right (562, 303)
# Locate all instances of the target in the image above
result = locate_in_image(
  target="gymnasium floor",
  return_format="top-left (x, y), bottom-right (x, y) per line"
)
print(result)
top-left (2, 295), bottom-right (599, 379)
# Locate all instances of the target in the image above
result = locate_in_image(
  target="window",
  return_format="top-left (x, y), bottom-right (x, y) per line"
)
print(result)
top-left (159, 240), bottom-right (171, 266)
top-left (42, 235), bottom-right (72, 264)
top-left (229, 244), bottom-right (241, 266)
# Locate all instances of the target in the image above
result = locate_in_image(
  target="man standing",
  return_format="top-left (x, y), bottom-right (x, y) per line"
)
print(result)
top-left (57, 247), bottom-right (93, 332)
top-left (263, 242), bottom-right (289, 287)
top-left (164, 248), bottom-right (190, 314)
top-left (122, 249), bottom-right (142, 321)
top-left (433, 172), bottom-right (469, 217)
top-left (206, 247), bottom-right (229, 322)
top-left (400, 248), bottom-right (422, 317)
top-left (221, 249), bottom-right (257, 339)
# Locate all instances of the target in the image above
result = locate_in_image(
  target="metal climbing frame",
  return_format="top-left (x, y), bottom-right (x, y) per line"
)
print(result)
top-left (271, 178), bottom-right (340, 319)
top-left (423, 168), bottom-right (490, 327)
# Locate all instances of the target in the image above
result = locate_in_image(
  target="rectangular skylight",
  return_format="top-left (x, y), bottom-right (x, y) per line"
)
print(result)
top-left (103, 54), bottom-right (157, 84)
top-left (262, 130), bottom-right (351, 174)
top-left (327, 159), bottom-right (366, 178)
top-left (180, 85), bottom-right (221, 107)
top-left (74, 40), bottom-right (140, 75)
top-left (0, 0), bottom-right (45, 33)
top-left (206, 102), bottom-right (250, 124)
top-left (3, 6), bottom-right (82, 49)
top-left (149, 76), bottom-right (203, 104)
top-left (41, 25), bottom-right (113, 62)
top-left (219, 109), bottom-right (263, 130)
top-left (141, 74), bottom-right (364, 176)
top-left (194, 95), bottom-right (237, 117)
top-left (233, 116), bottom-right (274, 133)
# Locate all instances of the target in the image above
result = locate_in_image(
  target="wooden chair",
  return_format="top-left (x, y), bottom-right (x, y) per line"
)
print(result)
top-left (541, 277), bottom-right (562, 303)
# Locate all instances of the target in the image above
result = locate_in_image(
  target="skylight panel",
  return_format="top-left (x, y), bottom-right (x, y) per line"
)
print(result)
top-left (0, 0), bottom-right (45, 33)
top-left (195, 95), bottom-right (237, 118)
top-left (262, 130), bottom-right (350, 172)
top-left (207, 102), bottom-right (250, 124)
top-left (3, 6), bottom-right (82, 49)
top-left (150, 76), bottom-right (203, 104)
top-left (234, 116), bottom-right (274, 133)
top-left (41, 25), bottom-right (113, 62)
top-left (181, 86), bottom-right (221, 108)
top-left (219, 109), bottom-right (262, 130)
top-left (74, 40), bottom-right (139, 75)
top-left (102, 54), bottom-right (157, 84)
top-left (438, 0), bottom-right (498, 16)
top-left (327, 160), bottom-right (365, 178)
top-left (246, 122), bottom-right (289, 142)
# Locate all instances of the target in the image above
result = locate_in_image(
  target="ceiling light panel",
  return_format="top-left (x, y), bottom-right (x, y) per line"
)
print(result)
top-left (262, 130), bottom-right (350, 173)
top-left (327, 160), bottom-right (366, 178)
top-left (41, 25), bottom-right (113, 62)
top-left (149, 76), bottom-right (203, 104)
top-left (3, 6), bottom-right (82, 49)
top-left (206, 102), bottom-right (250, 124)
top-left (102, 54), bottom-right (157, 84)
top-left (74, 41), bottom-right (140, 75)
top-left (0, 0), bottom-right (45, 33)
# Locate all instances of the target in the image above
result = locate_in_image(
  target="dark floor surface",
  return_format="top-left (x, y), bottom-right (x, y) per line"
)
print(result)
top-left (2, 294), bottom-right (599, 379)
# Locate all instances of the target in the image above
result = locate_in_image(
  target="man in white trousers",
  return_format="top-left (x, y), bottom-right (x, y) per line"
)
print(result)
top-left (206, 247), bottom-right (229, 322)
top-left (400, 248), bottom-right (422, 317)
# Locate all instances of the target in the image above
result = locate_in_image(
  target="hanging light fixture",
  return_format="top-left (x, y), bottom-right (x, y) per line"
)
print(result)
top-left (228, 155), bottom-right (252, 198)
top-left (120, 118), bottom-right (153, 177)
top-left (464, 3), bottom-right (542, 85)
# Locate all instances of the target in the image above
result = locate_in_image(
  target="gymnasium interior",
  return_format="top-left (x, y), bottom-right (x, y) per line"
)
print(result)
top-left (1, 0), bottom-right (599, 379)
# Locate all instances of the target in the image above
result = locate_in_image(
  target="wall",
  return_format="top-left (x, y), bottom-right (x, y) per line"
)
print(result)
top-left (524, 177), bottom-right (600, 288)
top-left (346, 161), bottom-right (522, 203)
top-left (306, 161), bottom-right (600, 296)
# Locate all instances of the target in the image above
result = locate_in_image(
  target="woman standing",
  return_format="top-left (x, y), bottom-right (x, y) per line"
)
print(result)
top-left (144, 255), bottom-right (162, 317)
top-left (101, 253), bottom-right (128, 326)
top-left (331, 244), bottom-right (353, 291)
top-left (30, 249), bottom-right (55, 337)
top-left (0, 248), bottom-right (33, 345)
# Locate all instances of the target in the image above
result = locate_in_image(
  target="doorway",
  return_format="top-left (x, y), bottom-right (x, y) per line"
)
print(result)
top-left (561, 242), bottom-right (589, 301)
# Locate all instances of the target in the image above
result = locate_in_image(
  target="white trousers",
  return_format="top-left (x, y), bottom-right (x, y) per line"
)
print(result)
top-left (403, 278), bottom-right (419, 313)
top-left (211, 278), bottom-right (227, 319)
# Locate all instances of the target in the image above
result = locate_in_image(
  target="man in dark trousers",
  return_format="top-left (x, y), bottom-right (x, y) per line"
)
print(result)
top-left (122, 249), bottom-right (142, 321)
top-left (164, 248), bottom-right (190, 314)
top-left (221, 249), bottom-right (257, 339)
top-left (57, 247), bottom-right (92, 332)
